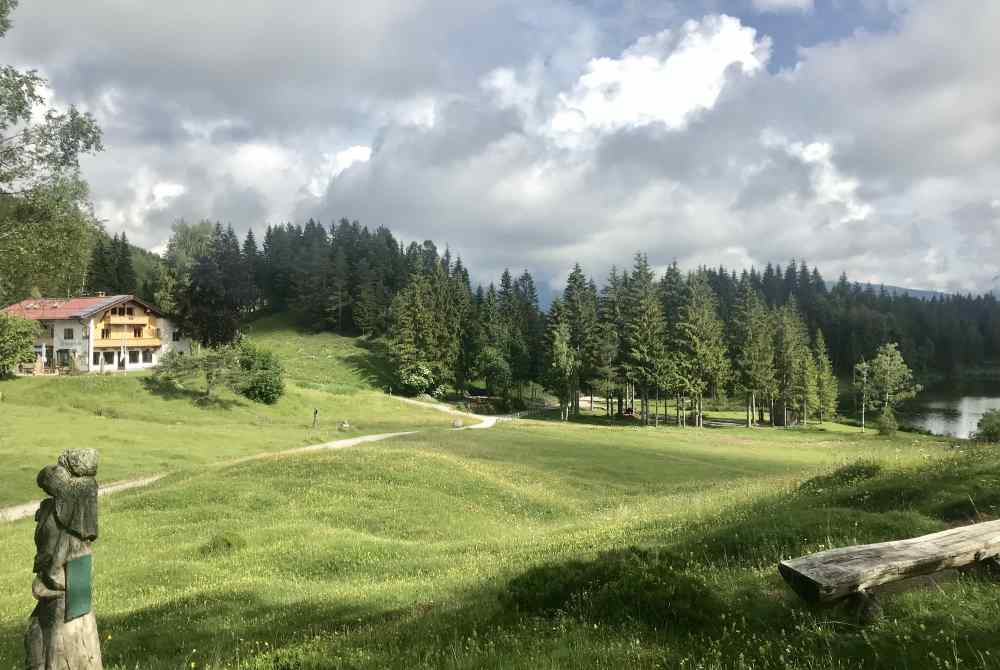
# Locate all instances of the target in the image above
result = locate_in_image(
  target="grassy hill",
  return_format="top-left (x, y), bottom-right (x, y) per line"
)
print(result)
top-left (0, 317), bottom-right (449, 506)
top-left (5, 319), bottom-right (999, 668)
top-left (2, 414), bottom-right (992, 669)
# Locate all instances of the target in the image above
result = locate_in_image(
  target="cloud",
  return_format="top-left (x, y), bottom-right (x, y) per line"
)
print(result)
top-left (751, 0), bottom-right (814, 13)
top-left (4, 0), bottom-right (1000, 295)
top-left (548, 15), bottom-right (769, 138)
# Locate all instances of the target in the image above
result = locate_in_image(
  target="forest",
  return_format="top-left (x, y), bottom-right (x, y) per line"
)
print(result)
top-left (74, 218), bottom-right (999, 421)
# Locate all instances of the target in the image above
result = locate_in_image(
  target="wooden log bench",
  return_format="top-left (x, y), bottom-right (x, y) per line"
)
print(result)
top-left (779, 519), bottom-right (1000, 621)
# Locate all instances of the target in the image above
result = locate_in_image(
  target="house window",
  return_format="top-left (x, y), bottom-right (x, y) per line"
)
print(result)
top-left (129, 350), bottom-right (139, 364)
top-left (82, 328), bottom-right (89, 339)
top-left (103, 351), bottom-right (115, 364)
top-left (63, 328), bottom-right (74, 340)
top-left (172, 330), bottom-right (181, 342)
top-left (142, 350), bottom-right (153, 363)
top-left (133, 327), bottom-right (143, 338)
top-left (57, 350), bottom-right (70, 365)
top-left (100, 328), bottom-right (111, 339)
top-left (126, 307), bottom-right (134, 317)
top-left (93, 352), bottom-right (100, 366)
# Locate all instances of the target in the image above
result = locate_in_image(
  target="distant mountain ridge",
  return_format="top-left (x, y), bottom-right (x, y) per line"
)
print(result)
top-left (825, 281), bottom-right (949, 301)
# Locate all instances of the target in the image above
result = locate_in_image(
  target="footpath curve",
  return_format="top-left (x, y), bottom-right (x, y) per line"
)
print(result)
top-left (0, 399), bottom-right (496, 524)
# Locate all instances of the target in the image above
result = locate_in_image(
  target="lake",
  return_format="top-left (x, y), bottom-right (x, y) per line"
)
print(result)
top-left (899, 380), bottom-right (1000, 439)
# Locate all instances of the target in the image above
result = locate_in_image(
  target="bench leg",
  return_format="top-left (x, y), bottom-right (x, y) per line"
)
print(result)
top-left (848, 590), bottom-right (883, 625)
top-left (975, 556), bottom-right (1000, 580)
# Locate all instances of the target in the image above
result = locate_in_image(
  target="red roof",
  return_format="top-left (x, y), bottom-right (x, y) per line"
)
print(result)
top-left (1, 295), bottom-right (161, 321)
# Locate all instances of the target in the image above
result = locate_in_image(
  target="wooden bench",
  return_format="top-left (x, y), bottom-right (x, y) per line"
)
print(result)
top-left (779, 519), bottom-right (1000, 620)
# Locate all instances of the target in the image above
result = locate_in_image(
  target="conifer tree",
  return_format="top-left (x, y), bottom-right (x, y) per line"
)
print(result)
top-left (731, 279), bottom-right (775, 426)
top-left (544, 299), bottom-right (580, 421)
top-left (625, 253), bottom-right (665, 425)
top-left (774, 298), bottom-right (811, 426)
top-left (113, 231), bottom-right (138, 294)
top-left (814, 329), bottom-right (839, 422)
top-left (290, 220), bottom-right (330, 327)
top-left (679, 272), bottom-right (730, 426)
top-left (85, 236), bottom-right (115, 295)
top-left (241, 229), bottom-right (261, 312)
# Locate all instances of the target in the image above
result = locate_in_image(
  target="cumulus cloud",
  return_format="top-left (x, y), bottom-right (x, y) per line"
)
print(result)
top-left (4, 0), bottom-right (1000, 294)
top-left (751, 0), bottom-right (814, 13)
top-left (548, 15), bottom-right (770, 138)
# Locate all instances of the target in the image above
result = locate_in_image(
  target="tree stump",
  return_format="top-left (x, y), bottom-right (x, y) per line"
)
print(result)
top-left (25, 449), bottom-right (104, 669)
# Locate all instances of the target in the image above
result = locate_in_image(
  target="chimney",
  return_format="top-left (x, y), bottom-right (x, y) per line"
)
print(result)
top-left (96, 292), bottom-right (106, 297)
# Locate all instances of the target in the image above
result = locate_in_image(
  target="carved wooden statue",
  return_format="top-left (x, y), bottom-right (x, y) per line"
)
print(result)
top-left (25, 448), bottom-right (103, 670)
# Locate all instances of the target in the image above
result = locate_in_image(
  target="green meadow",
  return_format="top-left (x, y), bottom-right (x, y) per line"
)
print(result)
top-left (4, 323), bottom-right (1000, 669)
top-left (0, 320), bottom-right (448, 506)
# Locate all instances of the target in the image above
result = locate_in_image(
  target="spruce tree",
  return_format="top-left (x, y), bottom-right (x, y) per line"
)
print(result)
top-left (814, 329), bottom-right (839, 422)
top-left (544, 299), bottom-right (580, 421)
top-left (625, 253), bottom-right (665, 425)
top-left (679, 272), bottom-right (730, 426)
top-left (731, 279), bottom-right (775, 426)
top-left (85, 236), bottom-right (115, 295)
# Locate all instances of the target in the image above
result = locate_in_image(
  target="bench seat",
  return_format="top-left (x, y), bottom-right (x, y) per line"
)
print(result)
top-left (779, 519), bottom-right (1000, 604)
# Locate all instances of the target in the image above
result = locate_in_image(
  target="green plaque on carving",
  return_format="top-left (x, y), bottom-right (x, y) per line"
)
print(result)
top-left (65, 554), bottom-right (92, 622)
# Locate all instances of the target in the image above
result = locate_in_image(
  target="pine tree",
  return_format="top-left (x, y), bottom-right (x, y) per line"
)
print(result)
top-left (111, 232), bottom-right (137, 294)
top-left (85, 236), bottom-right (115, 295)
top-left (774, 298), bottom-right (811, 426)
top-left (731, 279), bottom-right (775, 426)
top-left (327, 246), bottom-right (351, 333)
top-left (679, 272), bottom-right (730, 426)
top-left (814, 329), bottom-right (838, 422)
top-left (544, 300), bottom-right (580, 421)
top-left (241, 229), bottom-right (261, 312)
top-left (290, 220), bottom-right (330, 327)
top-left (625, 253), bottom-right (665, 425)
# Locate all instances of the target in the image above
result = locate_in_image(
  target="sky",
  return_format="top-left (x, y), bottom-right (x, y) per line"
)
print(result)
top-left (4, 0), bottom-right (1000, 294)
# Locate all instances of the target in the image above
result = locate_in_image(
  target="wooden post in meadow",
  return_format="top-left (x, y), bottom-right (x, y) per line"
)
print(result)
top-left (25, 449), bottom-right (104, 669)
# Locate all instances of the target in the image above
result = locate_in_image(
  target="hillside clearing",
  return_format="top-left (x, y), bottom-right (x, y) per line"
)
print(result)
top-left (0, 419), bottom-right (979, 669)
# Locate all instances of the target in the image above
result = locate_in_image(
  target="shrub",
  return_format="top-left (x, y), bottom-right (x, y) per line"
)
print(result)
top-left (975, 409), bottom-right (1000, 443)
top-left (397, 361), bottom-right (437, 396)
top-left (800, 461), bottom-right (883, 493)
top-left (501, 547), bottom-right (722, 629)
top-left (236, 340), bottom-right (285, 404)
top-left (877, 406), bottom-right (898, 437)
top-left (0, 313), bottom-right (38, 376)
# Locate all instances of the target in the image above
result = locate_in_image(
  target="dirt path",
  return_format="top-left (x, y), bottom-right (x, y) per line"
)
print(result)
top-left (0, 398), bottom-right (497, 524)
top-left (0, 475), bottom-right (165, 524)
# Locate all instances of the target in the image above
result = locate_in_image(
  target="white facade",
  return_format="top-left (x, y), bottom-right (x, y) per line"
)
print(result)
top-left (34, 313), bottom-right (191, 374)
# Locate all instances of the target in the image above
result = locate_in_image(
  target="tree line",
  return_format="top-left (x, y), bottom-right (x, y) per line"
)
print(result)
top-left (109, 218), bottom-right (973, 427)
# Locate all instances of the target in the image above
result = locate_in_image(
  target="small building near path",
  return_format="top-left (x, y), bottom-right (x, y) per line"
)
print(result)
top-left (1, 293), bottom-right (191, 374)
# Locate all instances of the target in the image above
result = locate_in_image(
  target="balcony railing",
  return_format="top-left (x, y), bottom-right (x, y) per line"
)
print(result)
top-left (104, 315), bottom-right (151, 325)
top-left (93, 337), bottom-right (162, 348)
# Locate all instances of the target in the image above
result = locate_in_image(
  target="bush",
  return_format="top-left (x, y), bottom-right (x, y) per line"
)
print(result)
top-left (397, 361), bottom-right (437, 396)
top-left (236, 340), bottom-right (285, 404)
top-left (877, 406), bottom-right (898, 437)
top-left (0, 313), bottom-right (38, 376)
top-left (975, 409), bottom-right (1000, 442)
top-left (501, 547), bottom-right (722, 629)
top-left (800, 461), bottom-right (883, 493)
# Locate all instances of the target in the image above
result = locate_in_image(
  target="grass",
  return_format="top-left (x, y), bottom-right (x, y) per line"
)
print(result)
top-left (3, 415), bottom-right (990, 669)
top-left (0, 317), bottom-right (451, 506)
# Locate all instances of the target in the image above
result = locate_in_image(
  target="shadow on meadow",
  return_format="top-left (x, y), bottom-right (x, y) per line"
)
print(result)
top-left (139, 375), bottom-right (243, 410)
top-left (7, 450), bottom-right (1000, 669)
top-left (342, 338), bottom-right (394, 392)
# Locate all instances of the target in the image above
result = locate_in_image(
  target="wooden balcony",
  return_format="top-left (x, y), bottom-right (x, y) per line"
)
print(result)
top-left (93, 337), bottom-right (162, 349)
top-left (104, 315), bottom-right (150, 325)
